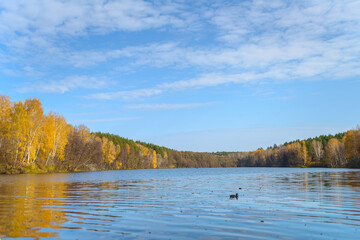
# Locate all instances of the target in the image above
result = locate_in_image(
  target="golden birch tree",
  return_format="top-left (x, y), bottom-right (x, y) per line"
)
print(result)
top-left (9, 101), bottom-right (30, 166)
top-left (42, 112), bottom-right (71, 166)
top-left (21, 98), bottom-right (44, 165)
top-left (0, 95), bottom-right (12, 149)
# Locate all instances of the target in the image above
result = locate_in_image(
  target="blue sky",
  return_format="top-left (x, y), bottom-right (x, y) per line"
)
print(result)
top-left (1, 0), bottom-right (360, 152)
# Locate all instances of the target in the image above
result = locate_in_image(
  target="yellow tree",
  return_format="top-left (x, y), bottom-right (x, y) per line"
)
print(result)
top-left (21, 98), bottom-right (44, 165)
top-left (0, 95), bottom-right (12, 166)
top-left (0, 95), bottom-right (12, 147)
top-left (101, 137), bottom-right (117, 165)
top-left (42, 112), bottom-right (71, 166)
top-left (77, 125), bottom-right (91, 142)
top-left (138, 144), bottom-right (150, 156)
top-left (252, 148), bottom-right (266, 166)
top-left (9, 101), bottom-right (30, 166)
top-left (152, 150), bottom-right (157, 168)
top-left (0, 95), bottom-right (12, 131)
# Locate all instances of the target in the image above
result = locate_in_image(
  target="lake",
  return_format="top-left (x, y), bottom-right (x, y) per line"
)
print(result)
top-left (0, 168), bottom-right (359, 239)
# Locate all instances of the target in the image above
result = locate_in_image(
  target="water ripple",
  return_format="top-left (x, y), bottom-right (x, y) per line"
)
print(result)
top-left (0, 168), bottom-right (360, 239)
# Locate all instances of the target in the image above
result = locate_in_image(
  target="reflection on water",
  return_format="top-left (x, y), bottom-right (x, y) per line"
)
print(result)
top-left (0, 168), bottom-right (360, 239)
top-left (0, 175), bottom-right (67, 239)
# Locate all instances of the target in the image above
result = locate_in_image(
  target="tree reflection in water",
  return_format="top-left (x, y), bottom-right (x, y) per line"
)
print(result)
top-left (0, 174), bottom-right (67, 239)
top-left (0, 169), bottom-right (359, 239)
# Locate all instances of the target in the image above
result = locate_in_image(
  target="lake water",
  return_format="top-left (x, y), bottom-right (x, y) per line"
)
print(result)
top-left (0, 168), bottom-right (359, 239)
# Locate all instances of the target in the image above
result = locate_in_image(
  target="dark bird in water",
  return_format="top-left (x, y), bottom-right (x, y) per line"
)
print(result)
top-left (230, 193), bottom-right (238, 199)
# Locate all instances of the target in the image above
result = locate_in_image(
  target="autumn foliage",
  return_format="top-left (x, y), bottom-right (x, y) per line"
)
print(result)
top-left (233, 129), bottom-right (359, 168)
top-left (0, 96), bottom-right (72, 172)
top-left (1, 94), bottom-right (359, 174)
top-left (0, 95), bottom-right (235, 173)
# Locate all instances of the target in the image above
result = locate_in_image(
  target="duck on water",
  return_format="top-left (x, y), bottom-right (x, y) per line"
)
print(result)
top-left (230, 193), bottom-right (238, 199)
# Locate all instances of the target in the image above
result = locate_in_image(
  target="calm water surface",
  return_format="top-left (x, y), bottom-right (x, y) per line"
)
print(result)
top-left (0, 168), bottom-right (359, 239)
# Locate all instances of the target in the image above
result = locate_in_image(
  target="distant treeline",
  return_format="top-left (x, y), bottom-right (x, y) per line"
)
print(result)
top-left (1, 94), bottom-right (359, 174)
top-left (232, 130), bottom-right (360, 168)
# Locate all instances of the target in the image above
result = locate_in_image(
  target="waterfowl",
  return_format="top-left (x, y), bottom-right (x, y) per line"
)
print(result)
top-left (230, 193), bottom-right (238, 199)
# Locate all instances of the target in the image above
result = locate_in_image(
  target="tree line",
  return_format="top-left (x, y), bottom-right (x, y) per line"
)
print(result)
top-left (0, 95), bottom-right (234, 174)
top-left (231, 129), bottom-right (360, 168)
top-left (1, 94), bottom-right (359, 174)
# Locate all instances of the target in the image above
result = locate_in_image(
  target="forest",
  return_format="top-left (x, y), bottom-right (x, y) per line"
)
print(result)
top-left (0, 94), bottom-right (359, 174)
top-left (231, 130), bottom-right (359, 168)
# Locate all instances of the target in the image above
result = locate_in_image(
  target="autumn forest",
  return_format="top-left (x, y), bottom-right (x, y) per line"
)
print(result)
top-left (0, 94), bottom-right (359, 174)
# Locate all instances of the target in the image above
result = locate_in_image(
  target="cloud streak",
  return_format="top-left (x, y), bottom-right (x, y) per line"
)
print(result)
top-left (19, 76), bottom-right (111, 93)
top-left (88, 73), bottom-right (255, 100)
top-left (126, 102), bottom-right (217, 110)
top-left (70, 117), bottom-right (140, 124)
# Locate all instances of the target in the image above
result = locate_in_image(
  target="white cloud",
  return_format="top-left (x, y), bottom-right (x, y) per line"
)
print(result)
top-left (210, 1), bottom-right (360, 44)
top-left (66, 30), bottom-right (359, 82)
top-left (2, 0), bottom-right (360, 97)
top-left (90, 88), bottom-right (163, 100)
top-left (88, 72), bottom-right (256, 100)
top-left (18, 75), bottom-right (110, 93)
top-left (70, 116), bottom-right (140, 124)
top-left (126, 102), bottom-right (216, 110)
top-left (0, 0), bottom-right (185, 39)
top-left (160, 73), bottom-right (255, 89)
top-left (64, 43), bottom-right (183, 68)
top-left (0, 0), bottom-right (188, 70)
